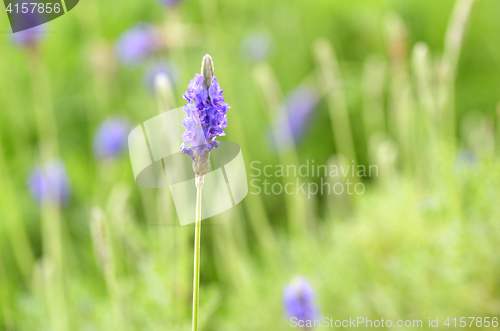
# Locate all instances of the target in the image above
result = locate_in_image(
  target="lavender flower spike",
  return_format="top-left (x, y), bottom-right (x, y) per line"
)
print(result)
top-left (283, 276), bottom-right (319, 326)
top-left (28, 159), bottom-right (71, 206)
top-left (180, 54), bottom-right (230, 176)
top-left (185, 55), bottom-right (229, 331)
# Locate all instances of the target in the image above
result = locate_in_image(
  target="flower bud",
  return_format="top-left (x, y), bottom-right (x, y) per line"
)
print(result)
top-left (201, 54), bottom-right (214, 90)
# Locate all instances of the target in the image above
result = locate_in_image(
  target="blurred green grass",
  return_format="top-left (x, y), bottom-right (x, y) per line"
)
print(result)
top-left (1, 0), bottom-right (500, 330)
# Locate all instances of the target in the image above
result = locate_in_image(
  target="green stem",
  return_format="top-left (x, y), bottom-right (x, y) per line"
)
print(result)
top-left (192, 175), bottom-right (203, 331)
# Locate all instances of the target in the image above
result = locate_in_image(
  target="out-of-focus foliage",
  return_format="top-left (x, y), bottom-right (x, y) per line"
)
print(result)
top-left (0, 0), bottom-right (499, 330)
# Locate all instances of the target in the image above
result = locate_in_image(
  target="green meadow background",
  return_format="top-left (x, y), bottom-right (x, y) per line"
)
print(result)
top-left (1, 0), bottom-right (500, 329)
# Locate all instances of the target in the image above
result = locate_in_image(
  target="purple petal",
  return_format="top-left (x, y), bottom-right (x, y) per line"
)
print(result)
top-left (28, 160), bottom-right (71, 206)
top-left (116, 23), bottom-right (157, 65)
top-left (93, 117), bottom-right (132, 160)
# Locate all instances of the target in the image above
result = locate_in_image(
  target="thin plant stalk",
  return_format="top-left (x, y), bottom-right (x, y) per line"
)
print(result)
top-left (212, 207), bottom-right (250, 290)
top-left (438, 0), bottom-right (475, 149)
top-left (27, 49), bottom-right (70, 331)
top-left (0, 140), bottom-right (35, 284)
top-left (312, 38), bottom-right (359, 183)
top-left (412, 42), bottom-right (439, 184)
top-left (0, 252), bottom-right (15, 331)
top-left (90, 207), bottom-right (122, 328)
top-left (384, 13), bottom-right (415, 175)
top-left (192, 175), bottom-right (204, 331)
top-left (252, 62), bottom-right (308, 238)
top-left (362, 54), bottom-right (387, 139)
top-left (496, 103), bottom-right (500, 156)
top-left (325, 154), bottom-right (351, 219)
top-left (154, 74), bottom-right (190, 329)
top-left (182, 54), bottom-right (229, 330)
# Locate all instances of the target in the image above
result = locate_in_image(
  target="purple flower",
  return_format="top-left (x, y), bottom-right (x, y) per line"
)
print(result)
top-left (93, 117), bottom-right (132, 160)
top-left (283, 277), bottom-right (319, 324)
top-left (11, 12), bottom-right (46, 47)
top-left (180, 54), bottom-right (230, 176)
top-left (159, 0), bottom-right (185, 6)
top-left (241, 32), bottom-right (275, 62)
top-left (272, 85), bottom-right (320, 148)
top-left (455, 149), bottom-right (477, 171)
top-left (116, 23), bottom-right (158, 65)
top-left (143, 61), bottom-right (180, 92)
top-left (28, 160), bottom-right (70, 206)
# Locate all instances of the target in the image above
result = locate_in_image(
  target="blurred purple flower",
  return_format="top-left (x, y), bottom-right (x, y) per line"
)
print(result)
top-left (272, 85), bottom-right (320, 148)
top-left (159, 0), bottom-right (185, 6)
top-left (93, 117), bottom-right (132, 160)
top-left (181, 54), bottom-right (230, 176)
top-left (143, 61), bottom-right (180, 92)
top-left (455, 149), bottom-right (477, 171)
top-left (28, 160), bottom-right (70, 206)
top-left (241, 32), bottom-right (275, 62)
top-left (116, 23), bottom-right (158, 65)
top-left (283, 277), bottom-right (319, 324)
top-left (11, 12), bottom-right (46, 47)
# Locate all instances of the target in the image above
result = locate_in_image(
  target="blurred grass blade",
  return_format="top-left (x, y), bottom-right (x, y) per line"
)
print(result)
top-left (325, 154), bottom-right (352, 219)
top-left (313, 38), bottom-right (358, 175)
top-left (0, 252), bottom-right (15, 331)
top-left (362, 54), bottom-right (387, 139)
top-left (437, 0), bottom-right (476, 147)
top-left (412, 42), bottom-right (436, 131)
top-left (368, 133), bottom-right (399, 186)
top-left (90, 207), bottom-right (123, 328)
top-left (384, 13), bottom-right (415, 173)
top-left (28, 53), bottom-right (59, 161)
top-left (252, 62), bottom-right (308, 237)
top-left (0, 141), bottom-right (35, 284)
top-left (412, 42), bottom-right (440, 182)
top-left (443, 0), bottom-right (476, 74)
top-left (496, 103), bottom-right (500, 156)
top-left (155, 73), bottom-right (176, 113)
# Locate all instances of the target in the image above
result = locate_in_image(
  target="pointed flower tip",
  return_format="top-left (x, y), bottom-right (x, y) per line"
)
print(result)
top-left (201, 54), bottom-right (214, 90)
